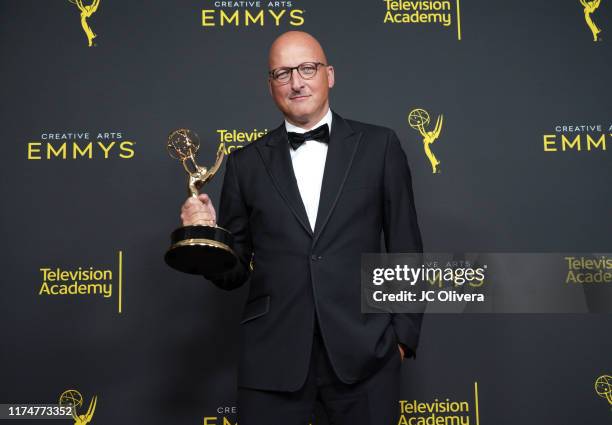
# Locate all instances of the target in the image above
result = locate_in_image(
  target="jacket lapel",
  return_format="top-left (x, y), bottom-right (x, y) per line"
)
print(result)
top-left (312, 111), bottom-right (362, 246)
top-left (254, 112), bottom-right (362, 243)
top-left (255, 123), bottom-right (313, 237)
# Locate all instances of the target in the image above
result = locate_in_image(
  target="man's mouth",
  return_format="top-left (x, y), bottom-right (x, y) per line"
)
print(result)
top-left (289, 95), bottom-right (310, 100)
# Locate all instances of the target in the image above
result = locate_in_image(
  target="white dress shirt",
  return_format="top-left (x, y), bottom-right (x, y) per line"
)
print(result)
top-left (285, 108), bottom-right (333, 232)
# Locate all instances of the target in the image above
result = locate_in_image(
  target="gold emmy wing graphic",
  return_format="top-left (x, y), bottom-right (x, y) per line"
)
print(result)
top-left (595, 375), bottom-right (612, 405)
top-left (69, 0), bottom-right (100, 47)
top-left (59, 389), bottom-right (97, 425)
top-left (408, 108), bottom-right (444, 174)
top-left (580, 0), bottom-right (602, 41)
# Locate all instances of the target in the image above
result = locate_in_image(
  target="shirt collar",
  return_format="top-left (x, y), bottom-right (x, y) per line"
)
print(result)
top-left (284, 107), bottom-right (333, 135)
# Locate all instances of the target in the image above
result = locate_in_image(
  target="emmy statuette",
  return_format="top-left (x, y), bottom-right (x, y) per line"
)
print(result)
top-left (164, 129), bottom-right (237, 275)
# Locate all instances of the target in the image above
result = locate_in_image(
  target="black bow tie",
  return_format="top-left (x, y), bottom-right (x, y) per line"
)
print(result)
top-left (287, 124), bottom-right (330, 150)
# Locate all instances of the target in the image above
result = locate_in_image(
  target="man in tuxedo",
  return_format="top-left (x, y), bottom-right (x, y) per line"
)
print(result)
top-left (180, 31), bottom-right (423, 425)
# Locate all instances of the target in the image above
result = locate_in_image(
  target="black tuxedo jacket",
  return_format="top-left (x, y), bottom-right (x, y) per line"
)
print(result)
top-left (209, 111), bottom-right (423, 391)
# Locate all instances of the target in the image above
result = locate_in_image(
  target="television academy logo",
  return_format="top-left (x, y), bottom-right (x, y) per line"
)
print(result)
top-left (383, 0), bottom-right (462, 40)
top-left (408, 108), bottom-right (445, 174)
top-left (37, 251), bottom-right (125, 314)
top-left (58, 389), bottom-right (98, 425)
top-left (398, 382), bottom-right (481, 425)
top-left (217, 128), bottom-right (268, 154)
top-left (69, 0), bottom-right (100, 47)
top-left (580, 0), bottom-right (603, 42)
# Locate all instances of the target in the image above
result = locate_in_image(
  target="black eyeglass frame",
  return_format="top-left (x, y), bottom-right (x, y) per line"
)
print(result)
top-left (268, 62), bottom-right (328, 84)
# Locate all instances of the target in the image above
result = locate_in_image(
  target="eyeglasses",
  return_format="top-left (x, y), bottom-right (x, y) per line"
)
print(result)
top-left (268, 62), bottom-right (327, 84)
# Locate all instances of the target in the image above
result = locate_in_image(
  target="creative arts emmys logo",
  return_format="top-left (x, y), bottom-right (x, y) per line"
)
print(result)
top-left (580, 0), bottom-right (603, 41)
top-left (69, 0), bottom-right (100, 47)
top-left (201, 1), bottom-right (304, 27)
top-left (59, 389), bottom-right (97, 425)
top-left (595, 375), bottom-right (612, 407)
top-left (408, 108), bottom-right (444, 173)
top-left (27, 131), bottom-right (135, 160)
top-left (542, 123), bottom-right (609, 153)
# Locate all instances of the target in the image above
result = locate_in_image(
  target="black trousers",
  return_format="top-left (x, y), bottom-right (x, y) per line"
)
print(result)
top-left (237, 322), bottom-right (401, 425)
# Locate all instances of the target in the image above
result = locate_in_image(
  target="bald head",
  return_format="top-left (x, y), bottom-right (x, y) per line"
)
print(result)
top-left (267, 31), bottom-right (334, 129)
top-left (268, 31), bottom-right (328, 70)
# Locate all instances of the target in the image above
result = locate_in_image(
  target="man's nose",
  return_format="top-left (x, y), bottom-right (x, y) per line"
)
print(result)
top-left (289, 68), bottom-right (305, 91)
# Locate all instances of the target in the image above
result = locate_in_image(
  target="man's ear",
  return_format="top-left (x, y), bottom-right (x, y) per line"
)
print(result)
top-left (267, 78), bottom-right (273, 96)
top-left (326, 65), bottom-right (335, 89)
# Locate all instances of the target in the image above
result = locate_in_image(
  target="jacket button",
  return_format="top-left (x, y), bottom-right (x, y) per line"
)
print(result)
top-left (310, 254), bottom-right (318, 261)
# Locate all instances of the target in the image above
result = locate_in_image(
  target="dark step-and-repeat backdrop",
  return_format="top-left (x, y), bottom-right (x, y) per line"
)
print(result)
top-left (1, 1), bottom-right (611, 424)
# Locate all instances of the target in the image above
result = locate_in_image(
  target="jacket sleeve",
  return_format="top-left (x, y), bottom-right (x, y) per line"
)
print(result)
top-left (382, 129), bottom-right (424, 358)
top-left (203, 151), bottom-right (252, 290)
